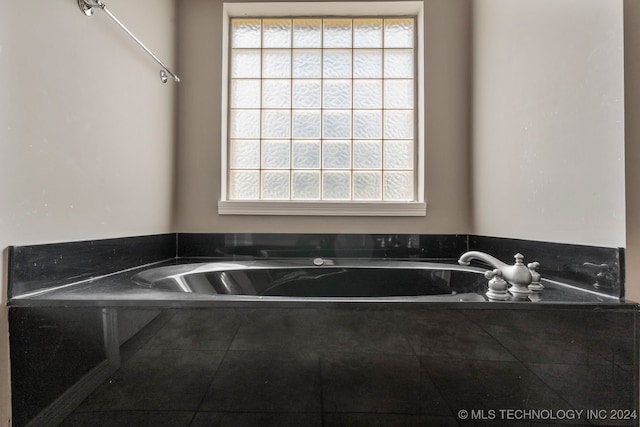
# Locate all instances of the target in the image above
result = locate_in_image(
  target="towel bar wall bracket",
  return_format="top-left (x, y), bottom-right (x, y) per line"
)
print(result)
top-left (77, 0), bottom-right (180, 83)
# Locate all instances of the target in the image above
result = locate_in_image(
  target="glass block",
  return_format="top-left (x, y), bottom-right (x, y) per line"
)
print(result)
top-left (262, 110), bottom-right (291, 138)
top-left (263, 50), bottom-right (291, 78)
top-left (292, 110), bottom-right (321, 138)
top-left (230, 139), bottom-right (260, 168)
top-left (322, 172), bottom-right (351, 200)
top-left (231, 79), bottom-right (261, 108)
top-left (230, 109), bottom-right (260, 138)
top-left (383, 171), bottom-right (413, 201)
top-left (384, 110), bottom-right (413, 139)
top-left (353, 110), bottom-right (382, 139)
top-left (384, 18), bottom-right (414, 48)
top-left (292, 80), bottom-right (321, 108)
top-left (323, 80), bottom-right (352, 109)
top-left (323, 19), bottom-right (352, 48)
top-left (354, 19), bottom-right (383, 48)
top-left (353, 80), bottom-right (382, 109)
top-left (384, 140), bottom-right (413, 169)
top-left (229, 170), bottom-right (260, 200)
top-left (323, 50), bottom-right (352, 78)
top-left (231, 50), bottom-right (261, 78)
top-left (353, 171), bottom-right (382, 200)
top-left (322, 140), bottom-right (351, 169)
top-left (231, 19), bottom-right (261, 48)
top-left (322, 111), bottom-right (351, 139)
top-left (262, 139), bottom-right (290, 169)
top-left (293, 19), bottom-right (322, 48)
top-left (262, 170), bottom-right (290, 200)
top-left (353, 50), bottom-right (383, 78)
top-left (292, 50), bottom-right (322, 78)
top-left (353, 140), bottom-right (382, 169)
top-left (292, 171), bottom-right (320, 200)
top-left (262, 80), bottom-right (291, 108)
top-left (384, 49), bottom-right (413, 78)
top-left (263, 19), bottom-right (291, 48)
top-left (292, 140), bottom-right (320, 168)
top-left (384, 79), bottom-right (413, 109)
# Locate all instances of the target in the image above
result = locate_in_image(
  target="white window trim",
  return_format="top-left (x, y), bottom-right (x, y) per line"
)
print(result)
top-left (219, 1), bottom-right (426, 217)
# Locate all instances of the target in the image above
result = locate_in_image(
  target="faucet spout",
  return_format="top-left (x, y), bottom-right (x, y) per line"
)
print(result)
top-left (458, 251), bottom-right (534, 297)
top-left (458, 251), bottom-right (507, 269)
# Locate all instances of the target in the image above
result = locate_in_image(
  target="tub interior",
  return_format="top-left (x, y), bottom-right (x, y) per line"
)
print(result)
top-left (132, 263), bottom-right (487, 298)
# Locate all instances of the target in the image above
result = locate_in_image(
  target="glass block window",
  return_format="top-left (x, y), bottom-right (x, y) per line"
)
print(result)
top-left (228, 17), bottom-right (415, 201)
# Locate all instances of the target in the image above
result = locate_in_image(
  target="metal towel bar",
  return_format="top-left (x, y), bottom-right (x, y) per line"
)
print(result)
top-left (78, 0), bottom-right (180, 83)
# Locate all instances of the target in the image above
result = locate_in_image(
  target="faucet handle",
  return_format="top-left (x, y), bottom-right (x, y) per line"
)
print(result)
top-left (484, 269), bottom-right (509, 301)
top-left (527, 261), bottom-right (544, 292)
top-left (513, 253), bottom-right (525, 265)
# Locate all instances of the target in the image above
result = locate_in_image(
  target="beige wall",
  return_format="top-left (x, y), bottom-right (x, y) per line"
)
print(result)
top-left (0, 0), bottom-right (177, 424)
top-left (624, 0), bottom-right (640, 302)
top-left (174, 0), bottom-right (473, 234)
top-left (472, 0), bottom-right (626, 248)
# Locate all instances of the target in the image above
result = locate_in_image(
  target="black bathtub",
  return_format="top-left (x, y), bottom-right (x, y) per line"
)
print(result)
top-left (131, 258), bottom-right (489, 301)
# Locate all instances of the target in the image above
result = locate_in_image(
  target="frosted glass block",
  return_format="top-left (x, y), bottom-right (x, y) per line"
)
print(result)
top-left (292, 110), bottom-right (321, 138)
top-left (262, 140), bottom-right (290, 169)
top-left (262, 110), bottom-right (291, 138)
top-left (354, 19), bottom-right (383, 48)
top-left (383, 171), bottom-right (413, 201)
top-left (293, 19), bottom-right (322, 48)
top-left (292, 50), bottom-right (322, 78)
top-left (353, 140), bottom-right (382, 169)
top-left (323, 50), bottom-right (352, 78)
top-left (384, 49), bottom-right (413, 78)
top-left (230, 110), bottom-right (260, 138)
top-left (229, 170), bottom-right (260, 200)
top-left (384, 79), bottom-right (413, 109)
top-left (262, 80), bottom-right (291, 108)
top-left (232, 50), bottom-right (261, 78)
top-left (230, 139), bottom-right (260, 168)
top-left (322, 111), bottom-right (351, 139)
top-left (353, 50), bottom-right (383, 78)
top-left (231, 19), bottom-right (261, 48)
top-left (262, 171), bottom-right (290, 200)
top-left (353, 80), bottom-right (382, 109)
top-left (322, 140), bottom-right (351, 169)
top-left (353, 110), bottom-right (382, 139)
top-left (263, 50), bottom-right (291, 78)
top-left (384, 140), bottom-right (413, 169)
top-left (323, 19), bottom-right (352, 48)
top-left (384, 110), bottom-right (413, 139)
top-left (231, 79), bottom-right (261, 108)
top-left (263, 19), bottom-right (291, 48)
top-left (292, 140), bottom-right (320, 168)
top-left (322, 172), bottom-right (351, 200)
top-left (292, 80), bottom-right (321, 108)
top-left (353, 171), bottom-right (382, 200)
top-left (292, 171), bottom-right (320, 200)
top-left (323, 80), bottom-right (352, 109)
top-left (384, 18), bottom-right (414, 48)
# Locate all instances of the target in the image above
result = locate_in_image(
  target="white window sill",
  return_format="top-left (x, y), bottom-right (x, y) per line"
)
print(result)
top-left (218, 201), bottom-right (427, 217)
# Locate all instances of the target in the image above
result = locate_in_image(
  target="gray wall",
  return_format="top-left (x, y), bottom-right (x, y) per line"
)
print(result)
top-left (472, 0), bottom-right (626, 248)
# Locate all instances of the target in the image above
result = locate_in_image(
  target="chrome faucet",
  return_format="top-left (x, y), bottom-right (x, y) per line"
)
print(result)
top-left (458, 251), bottom-right (538, 297)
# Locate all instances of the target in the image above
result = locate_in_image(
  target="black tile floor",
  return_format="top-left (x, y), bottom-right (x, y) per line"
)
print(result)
top-left (62, 307), bottom-right (636, 427)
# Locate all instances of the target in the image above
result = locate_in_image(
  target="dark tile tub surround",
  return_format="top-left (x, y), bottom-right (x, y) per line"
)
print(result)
top-left (470, 235), bottom-right (625, 298)
top-left (6, 233), bottom-right (638, 427)
top-left (8, 233), bottom-right (627, 299)
top-left (8, 234), bottom-right (175, 298)
top-left (177, 233), bottom-right (467, 260)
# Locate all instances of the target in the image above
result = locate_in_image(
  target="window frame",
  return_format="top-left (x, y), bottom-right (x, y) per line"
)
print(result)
top-left (219, 1), bottom-right (426, 216)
